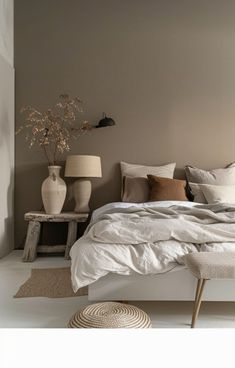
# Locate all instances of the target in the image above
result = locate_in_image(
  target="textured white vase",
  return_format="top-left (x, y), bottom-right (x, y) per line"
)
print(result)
top-left (41, 166), bottom-right (67, 215)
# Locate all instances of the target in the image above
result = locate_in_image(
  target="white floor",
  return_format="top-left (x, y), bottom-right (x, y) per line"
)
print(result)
top-left (1, 251), bottom-right (235, 328)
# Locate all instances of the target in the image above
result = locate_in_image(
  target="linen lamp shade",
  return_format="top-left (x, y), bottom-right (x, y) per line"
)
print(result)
top-left (65, 155), bottom-right (102, 178)
top-left (65, 155), bottom-right (102, 213)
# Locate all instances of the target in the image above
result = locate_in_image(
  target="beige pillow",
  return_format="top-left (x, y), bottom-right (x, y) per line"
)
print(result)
top-left (147, 175), bottom-right (188, 202)
top-left (185, 163), bottom-right (235, 185)
top-left (201, 184), bottom-right (235, 204)
top-left (121, 161), bottom-right (176, 179)
top-left (122, 177), bottom-right (149, 203)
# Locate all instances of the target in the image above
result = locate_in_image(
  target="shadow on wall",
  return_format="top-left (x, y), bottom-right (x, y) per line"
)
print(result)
top-left (174, 167), bottom-right (185, 180)
top-left (0, 109), bottom-right (14, 257)
top-left (6, 168), bottom-right (14, 251)
top-left (0, 169), bottom-right (14, 258)
top-left (90, 162), bottom-right (121, 209)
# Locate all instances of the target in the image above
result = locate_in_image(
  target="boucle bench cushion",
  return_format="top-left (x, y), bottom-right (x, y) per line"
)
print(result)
top-left (184, 252), bottom-right (235, 279)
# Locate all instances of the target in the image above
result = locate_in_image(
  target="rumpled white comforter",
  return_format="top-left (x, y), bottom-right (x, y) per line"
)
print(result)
top-left (70, 201), bottom-right (235, 291)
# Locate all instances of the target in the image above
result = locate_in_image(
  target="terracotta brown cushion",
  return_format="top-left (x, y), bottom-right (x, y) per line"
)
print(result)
top-left (184, 252), bottom-right (235, 279)
top-left (147, 175), bottom-right (188, 202)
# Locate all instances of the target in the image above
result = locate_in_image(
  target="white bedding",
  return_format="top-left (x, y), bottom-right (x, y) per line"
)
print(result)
top-left (70, 201), bottom-right (235, 291)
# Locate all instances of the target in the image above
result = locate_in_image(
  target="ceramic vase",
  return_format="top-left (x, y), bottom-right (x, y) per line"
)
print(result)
top-left (41, 166), bottom-right (67, 215)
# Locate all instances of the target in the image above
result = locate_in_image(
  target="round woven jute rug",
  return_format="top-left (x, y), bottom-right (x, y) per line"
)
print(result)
top-left (68, 302), bottom-right (151, 328)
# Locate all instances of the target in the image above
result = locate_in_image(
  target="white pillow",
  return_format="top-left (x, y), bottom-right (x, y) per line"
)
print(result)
top-left (120, 161), bottom-right (176, 178)
top-left (201, 184), bottom-right (235, 204)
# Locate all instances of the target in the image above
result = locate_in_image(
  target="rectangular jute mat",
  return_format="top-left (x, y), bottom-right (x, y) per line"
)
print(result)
top-left (14, 267), bottom-right (88, 298)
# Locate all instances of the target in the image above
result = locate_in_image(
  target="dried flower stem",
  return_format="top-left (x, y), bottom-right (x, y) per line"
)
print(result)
top-left (42, 145), bottom-right (51, 164)
top-left (16, 94), bottom-right (93, 165)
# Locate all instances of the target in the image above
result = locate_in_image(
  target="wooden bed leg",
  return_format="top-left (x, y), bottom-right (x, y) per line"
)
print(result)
top-left (191, 279), bottom-right (206, 328)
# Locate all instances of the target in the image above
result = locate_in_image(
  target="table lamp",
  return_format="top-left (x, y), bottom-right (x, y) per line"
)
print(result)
top-left (65, 155), bottom-right (102, 213)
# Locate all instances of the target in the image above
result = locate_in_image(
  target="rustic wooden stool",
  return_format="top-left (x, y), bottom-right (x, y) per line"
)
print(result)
top-left (22, 211), bottom-right (89, 262)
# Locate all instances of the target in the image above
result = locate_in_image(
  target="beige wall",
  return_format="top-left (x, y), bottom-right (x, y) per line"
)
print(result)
top-left (0, 0), bottom-right (14, 257)
top-left (15, 0), bottom-right (235, 247)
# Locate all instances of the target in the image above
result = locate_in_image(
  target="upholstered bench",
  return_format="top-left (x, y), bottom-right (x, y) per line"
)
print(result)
top-left (185, 252), bottom-right (235, 328)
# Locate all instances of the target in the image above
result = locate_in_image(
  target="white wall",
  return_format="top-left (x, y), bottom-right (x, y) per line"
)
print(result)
top-left (0, 0), bottom-right (13, 66)
top-left (0, 0), bottom-right (14, 257)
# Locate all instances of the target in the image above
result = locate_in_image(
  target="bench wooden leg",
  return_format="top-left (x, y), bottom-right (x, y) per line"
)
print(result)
top-left (192, 279), bottom-right (203, 316)
top-left (65, 221), bottom-right (77, 260)
top-left (22, 221), bottom-right (41, 262)
top-left (191, 278), bottom-right (207, 328)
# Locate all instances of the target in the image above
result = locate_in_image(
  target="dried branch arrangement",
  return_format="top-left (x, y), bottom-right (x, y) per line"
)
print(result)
top-left (16, 94), bottom-right (93, 165)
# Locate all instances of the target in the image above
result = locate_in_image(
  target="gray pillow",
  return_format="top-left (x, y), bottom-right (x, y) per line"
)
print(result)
top-left (185, 163), bottom-right (235, 185)
top-left (189, 183), bottom-right (207, 203)
top-left (122, 176), bottom-right (149, 203)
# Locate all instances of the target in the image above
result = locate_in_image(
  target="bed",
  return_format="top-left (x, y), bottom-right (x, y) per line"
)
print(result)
top-left (70, 200), bottom-right (235, 301)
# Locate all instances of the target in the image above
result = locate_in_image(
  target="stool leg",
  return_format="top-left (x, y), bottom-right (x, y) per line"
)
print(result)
top-left (65, 221), bottom-right (77, 260)
top-left (191, 279), bottom-right (207, 328)
top-left (22, 221), bottom-right (41, 262)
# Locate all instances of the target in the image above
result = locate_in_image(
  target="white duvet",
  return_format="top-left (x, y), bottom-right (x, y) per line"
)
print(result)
top-left (70, 201), bottom-right (235, 291)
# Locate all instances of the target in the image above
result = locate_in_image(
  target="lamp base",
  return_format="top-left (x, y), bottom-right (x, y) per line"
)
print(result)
top-left (73, 179), bottom-right (92, 213)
